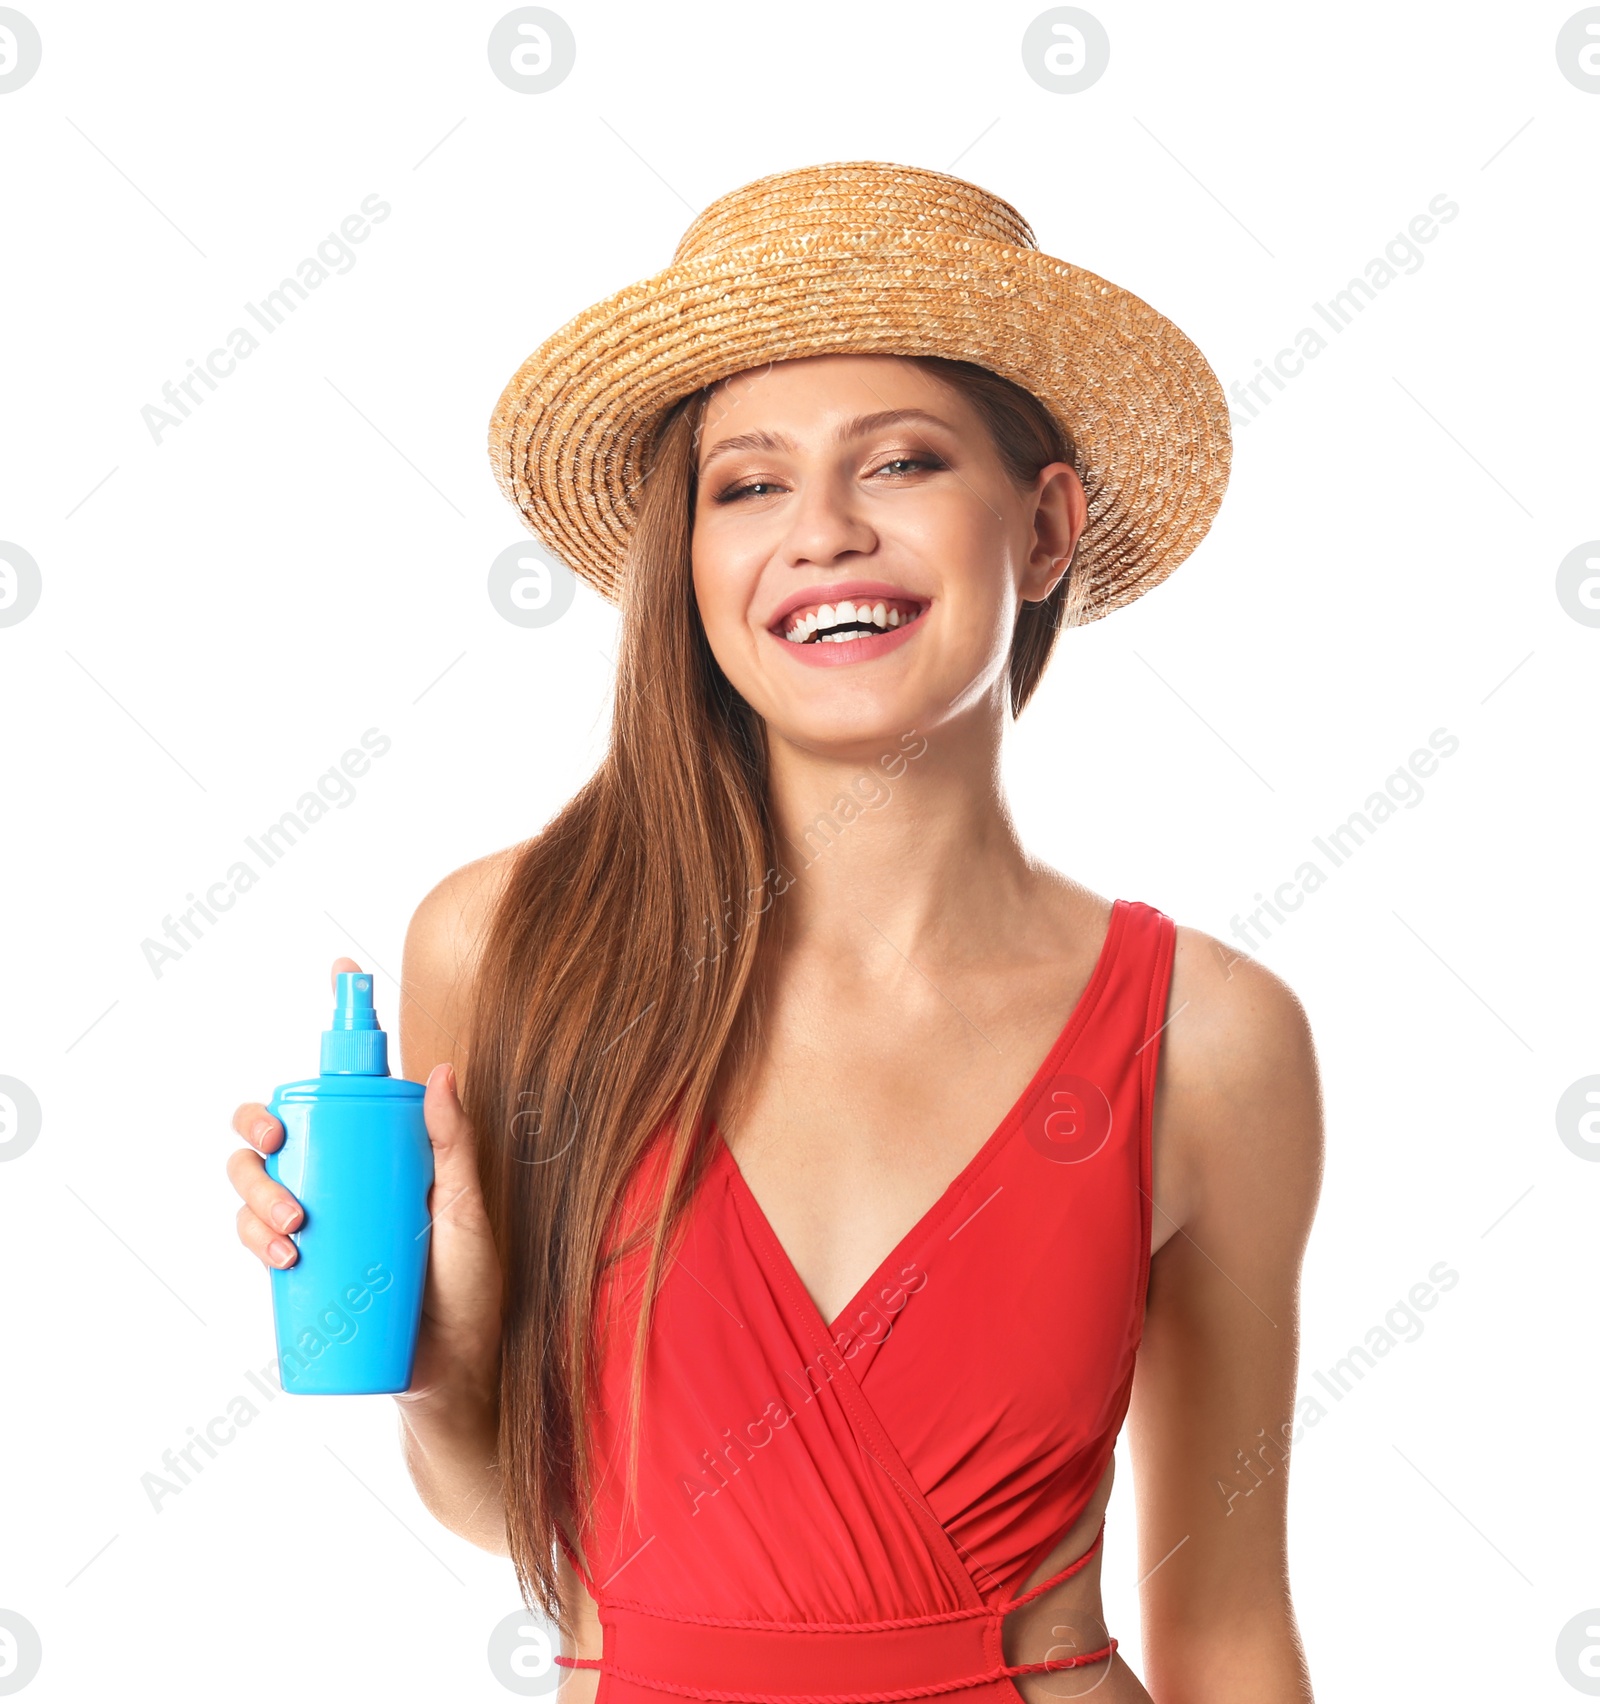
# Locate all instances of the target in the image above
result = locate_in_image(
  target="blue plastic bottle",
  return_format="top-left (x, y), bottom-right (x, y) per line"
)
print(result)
top-left (264, 972), bottom-right (433, 1394)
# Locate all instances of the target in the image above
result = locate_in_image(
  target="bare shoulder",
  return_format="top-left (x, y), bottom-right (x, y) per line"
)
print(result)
top-left (1164, 923), bottom-right (1319, 1091)
top-left (397, 844), bottom-right (523, 1081)
top-left (1157, 922), bottom-right (1326, 1242)
top-left (404, 843), bottom-right (521, 972)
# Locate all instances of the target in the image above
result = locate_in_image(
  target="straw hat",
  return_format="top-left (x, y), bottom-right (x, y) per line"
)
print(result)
top-left (487, 160), bottom-right (1230, 626)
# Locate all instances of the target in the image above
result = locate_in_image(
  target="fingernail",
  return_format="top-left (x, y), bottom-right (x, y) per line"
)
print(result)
top-left (267, 1238), bottom-right (295, 1266)
top-left (272, 1201), bottom-right (300, 1232)
top-left (252, 1119), bottom-right (276, 1143)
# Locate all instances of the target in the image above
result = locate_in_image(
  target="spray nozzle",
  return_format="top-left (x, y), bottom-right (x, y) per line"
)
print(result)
top-left (321, 972), bottom-right (391, 1075)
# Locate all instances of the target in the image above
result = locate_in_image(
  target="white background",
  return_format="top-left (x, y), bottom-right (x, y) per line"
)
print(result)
top-left (1, 2), bottom-right (1595, 1699)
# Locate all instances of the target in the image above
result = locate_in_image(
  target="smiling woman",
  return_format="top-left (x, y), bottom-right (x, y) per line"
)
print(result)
top-left (690, 361), bottom-right (1084, 710)
top-left (695, 366), bottom-right (1083, 698)
top-left (229, 159), bottom-right (1322, 1704)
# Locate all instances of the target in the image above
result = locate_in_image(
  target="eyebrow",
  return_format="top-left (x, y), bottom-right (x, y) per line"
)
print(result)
top-left (697, 408), bottom-right (958, 471)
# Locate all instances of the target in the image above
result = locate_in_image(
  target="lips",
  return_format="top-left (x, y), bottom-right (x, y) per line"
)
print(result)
top-left (767, 600), bottom-right (929, 668)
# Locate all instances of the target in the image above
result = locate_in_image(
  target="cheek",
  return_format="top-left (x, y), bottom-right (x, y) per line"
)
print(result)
top-left (689, 548), bottom-right (755, 664)
top-left (910, 477), bottom-right (998, 538)
top-left (899, 501), bottom-right (1015, 642)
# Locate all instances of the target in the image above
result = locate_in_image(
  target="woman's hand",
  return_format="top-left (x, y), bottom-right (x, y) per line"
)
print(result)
top-left (228, 956), bottom-right (504, 1413)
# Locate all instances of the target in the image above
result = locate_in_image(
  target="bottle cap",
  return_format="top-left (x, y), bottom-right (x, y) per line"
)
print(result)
top-left (321, 972), bottom-right (391, 1076)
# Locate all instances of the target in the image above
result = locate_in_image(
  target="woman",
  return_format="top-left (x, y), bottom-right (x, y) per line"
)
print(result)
top-left (229, 163), bottom-right (1322, 1701)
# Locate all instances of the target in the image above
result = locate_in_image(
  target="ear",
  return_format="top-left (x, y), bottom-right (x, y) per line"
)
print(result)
top-left (1019, 461), bottom-right (1087, 604)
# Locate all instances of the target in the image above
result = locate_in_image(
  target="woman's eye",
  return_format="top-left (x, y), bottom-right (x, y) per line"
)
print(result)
top-left (715, 456), bottom-right (943, 503)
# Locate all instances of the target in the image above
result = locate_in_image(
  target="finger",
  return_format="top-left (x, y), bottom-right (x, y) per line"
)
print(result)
top-left (236, 1201), bottom-right (299, 1269)
top-left (329, 955), bottom-right (362, 991)
top-left (232, 1101), bottom-right (283, 1155)
top-left (225, 1145), bottom-right (304, 1235)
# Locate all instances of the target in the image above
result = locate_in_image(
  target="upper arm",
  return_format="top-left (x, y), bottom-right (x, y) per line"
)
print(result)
top-left (1127, 924), bottom-right (1325, 1661)
top-left (397, 846), bottom-right (519, 1087)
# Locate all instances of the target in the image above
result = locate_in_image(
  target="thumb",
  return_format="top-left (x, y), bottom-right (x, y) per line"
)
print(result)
top-left (422, 1062), bottom-right (480, 1194)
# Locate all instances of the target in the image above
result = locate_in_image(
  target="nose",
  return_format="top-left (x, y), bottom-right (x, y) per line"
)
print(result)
top-left (776, 470), bottom-right (878, 571)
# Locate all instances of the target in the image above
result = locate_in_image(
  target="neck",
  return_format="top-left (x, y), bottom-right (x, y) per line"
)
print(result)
top-left (761, 703), bottom-right (1042, 971)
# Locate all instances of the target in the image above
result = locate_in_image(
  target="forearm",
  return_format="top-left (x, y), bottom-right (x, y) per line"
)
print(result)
top-left (1143, 1614), bottom-right (1314, 1704)
top-left (395, 1377), bottom-right (509, 1556)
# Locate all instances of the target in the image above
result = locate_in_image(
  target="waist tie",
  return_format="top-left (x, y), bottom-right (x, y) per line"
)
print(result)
top-left (555, 1522), bottom-right (1115, 1702)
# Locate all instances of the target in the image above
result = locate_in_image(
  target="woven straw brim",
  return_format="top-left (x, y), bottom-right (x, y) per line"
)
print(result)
top-left (488, 229), bottom-right (1231, 624)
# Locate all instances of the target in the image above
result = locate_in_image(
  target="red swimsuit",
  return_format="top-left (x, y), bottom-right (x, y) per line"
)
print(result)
top-left (557, 898), bottom-right (1178, 1700)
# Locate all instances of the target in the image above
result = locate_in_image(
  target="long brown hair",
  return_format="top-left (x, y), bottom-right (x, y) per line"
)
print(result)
top-left (460, 355), bottom-right (1081, 1623)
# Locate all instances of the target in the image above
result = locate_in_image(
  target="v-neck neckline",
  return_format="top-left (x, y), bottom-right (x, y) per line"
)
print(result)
top-left (712, 898), bottom-right (1129, 1343)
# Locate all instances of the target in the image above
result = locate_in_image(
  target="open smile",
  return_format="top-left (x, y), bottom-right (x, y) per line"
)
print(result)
top-left (766, 589), bottom-right (930, 668)
top-left (778, 595), bottom-right (925, 645)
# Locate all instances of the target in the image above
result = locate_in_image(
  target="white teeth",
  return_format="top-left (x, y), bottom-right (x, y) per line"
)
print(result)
top-left (778, 598), bottom-right (922, 644)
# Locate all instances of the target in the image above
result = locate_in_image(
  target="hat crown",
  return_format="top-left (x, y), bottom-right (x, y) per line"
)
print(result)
top-left (671, 160), bottom-right (1038, 265)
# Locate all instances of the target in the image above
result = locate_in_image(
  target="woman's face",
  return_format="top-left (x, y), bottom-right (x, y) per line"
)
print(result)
top-left (689, 354), bottom-right (1085, 757)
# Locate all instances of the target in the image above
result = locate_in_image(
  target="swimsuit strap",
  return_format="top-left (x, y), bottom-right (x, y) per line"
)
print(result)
top-left (1000, 1515), bottom-right (1108, 1613)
